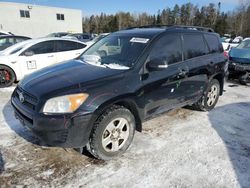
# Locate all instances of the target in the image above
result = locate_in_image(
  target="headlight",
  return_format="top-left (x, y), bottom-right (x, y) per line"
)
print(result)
top-left (43, 93), bottom-right (89, 114)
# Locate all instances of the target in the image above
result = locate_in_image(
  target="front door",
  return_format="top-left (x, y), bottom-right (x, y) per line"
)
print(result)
top-left (18, 41), bottom-right (57, 77)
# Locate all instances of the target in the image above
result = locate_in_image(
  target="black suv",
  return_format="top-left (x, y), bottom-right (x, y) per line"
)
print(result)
top-left (11, 26), bottom-right (227, 160)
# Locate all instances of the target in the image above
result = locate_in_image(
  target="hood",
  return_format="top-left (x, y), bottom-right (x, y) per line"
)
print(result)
top-left (19, 59), bottom-right (125, 97)
top-left (229, 48), bottom-right (250, 64)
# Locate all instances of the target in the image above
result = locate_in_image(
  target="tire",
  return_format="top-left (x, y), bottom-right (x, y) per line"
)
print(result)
top-left (239, 79), bottom-right (247, 85)
top-left (193, 79), bottom-right (220, 111)
top-left (86, 105), bottom-right (136, 160)
top-left (0, 65), bottom-right (16, 88)
top-left (239, 73), bottom-right (249, 85)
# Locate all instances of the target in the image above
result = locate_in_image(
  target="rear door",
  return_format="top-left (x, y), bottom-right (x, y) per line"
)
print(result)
top-left (180, 33), bottom-right (210, 101)
top-left (55, 40), bottom-right (86, 63)
top-left (204, 33), bottom-right (227, 77)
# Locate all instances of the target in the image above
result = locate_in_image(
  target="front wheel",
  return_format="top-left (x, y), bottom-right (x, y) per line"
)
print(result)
top-left (0, 65), bottom-right (16, 88)
top-left (193, 79), bottom-right (220, 111)
top-left (87, 105), bottom-right (136, 160)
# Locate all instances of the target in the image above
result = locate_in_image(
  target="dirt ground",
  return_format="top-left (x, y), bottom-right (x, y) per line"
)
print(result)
top-left (0, 81), bottom-right (249, 188)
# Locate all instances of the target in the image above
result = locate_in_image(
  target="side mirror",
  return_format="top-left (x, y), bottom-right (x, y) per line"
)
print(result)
top-left (24, 51), bottom-right (34, 56)
top-left (147, 58), bottom-right (169, 71)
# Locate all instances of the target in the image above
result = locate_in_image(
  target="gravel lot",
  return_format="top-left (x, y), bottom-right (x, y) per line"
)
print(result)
top-left (0, 82), bottom-right (249, 188)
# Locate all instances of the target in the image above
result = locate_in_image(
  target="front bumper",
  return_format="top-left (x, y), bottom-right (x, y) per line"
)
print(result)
top-left (228, 62), bottom-right (250, 73)
top-left (11, 93), bottom-right (94, 148)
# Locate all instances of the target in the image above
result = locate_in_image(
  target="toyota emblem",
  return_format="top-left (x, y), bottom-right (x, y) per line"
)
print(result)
top-left (19, 92), bottom-right (25, 103)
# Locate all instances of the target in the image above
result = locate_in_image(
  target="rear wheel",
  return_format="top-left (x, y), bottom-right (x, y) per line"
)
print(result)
top-left (0, 65), bottom-right (16, 88)
top-left (193, 79), bottom-right (220, 111)
top-left (87, 105), bottom-right (135, 160)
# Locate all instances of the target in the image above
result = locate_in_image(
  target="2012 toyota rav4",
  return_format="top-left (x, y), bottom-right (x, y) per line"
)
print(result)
top-left (11, 26), bottom-right (227, 160)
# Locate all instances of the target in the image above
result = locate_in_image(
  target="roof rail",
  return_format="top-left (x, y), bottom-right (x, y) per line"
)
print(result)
top-left (126, 25), bottom-right (214, 32)
top-left (168, 25), bottom-right (214, 32)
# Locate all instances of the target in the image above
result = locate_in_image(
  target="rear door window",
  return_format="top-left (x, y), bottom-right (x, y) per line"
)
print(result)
top-left (56, 41), bottom-right (85, 52)
top-left (149, 34), bottom-right (182, 65)
top-left (204, 34), bottom-right (222, 53)
top-left (15, 37), bottom-right (27, 43)
top-left (183, 34), bottom-right (209, 60)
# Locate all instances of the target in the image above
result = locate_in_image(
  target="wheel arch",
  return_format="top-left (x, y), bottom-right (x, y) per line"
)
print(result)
top-left (92, 97), bottom-right (143, 132)
top-left (0, 64), bottom-right (17, 82)
top-left (210, 73), bottom-right (224, 95)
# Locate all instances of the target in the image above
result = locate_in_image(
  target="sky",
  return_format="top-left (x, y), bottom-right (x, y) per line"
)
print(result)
top-left (0, 0), bottom-right (241, 16)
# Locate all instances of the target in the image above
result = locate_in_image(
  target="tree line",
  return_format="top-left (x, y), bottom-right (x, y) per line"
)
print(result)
top-left (82, 2), bottom-right (250, 37)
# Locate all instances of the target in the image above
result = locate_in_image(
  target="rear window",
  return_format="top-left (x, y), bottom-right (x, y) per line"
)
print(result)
top-left (183, 34), bottom-right (209, 59)
top-left (204, 34), bottom-right (222, 53)
top-left (56, 41), bottom-right (86, 52)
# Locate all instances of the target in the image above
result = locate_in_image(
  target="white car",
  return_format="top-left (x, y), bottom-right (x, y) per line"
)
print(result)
top-left (222, 36), bottom-right (243, 51)
top-left (0, 38), bottom-right (87, 87)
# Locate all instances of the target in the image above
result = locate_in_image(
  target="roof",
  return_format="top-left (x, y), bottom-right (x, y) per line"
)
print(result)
top-left (116, 25), bottom-right (216, 38)
top-left (21, 37), bottom-right (85, 44)
top-left (0, 35), bottom-right (30, 39)
top-left (115, 28), bottom-right (166, 38)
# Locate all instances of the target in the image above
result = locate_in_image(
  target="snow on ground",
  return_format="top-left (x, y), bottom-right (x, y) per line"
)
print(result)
top-left (0, 82), bottom-right (249, 188)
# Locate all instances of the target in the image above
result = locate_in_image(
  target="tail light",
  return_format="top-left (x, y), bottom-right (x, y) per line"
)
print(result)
top-left (223, 51), bottom-right (228, 58)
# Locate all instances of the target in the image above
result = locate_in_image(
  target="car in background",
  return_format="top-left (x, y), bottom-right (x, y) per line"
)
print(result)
top-left (228, 38), bottom-right (250, 85)
top-left (63, 33), bottom-right (94, 43)
top-left (0, 38), bottom-right (87, 87)
top-left (46, 32), bottom-right (70, 38)
top-left (85, 33), bottom-right (110, 48)
top-left (0, 30), bottom-right (13, 36)
top-left (222, 36), bottom-right (243, 51)
top-left (0, 35), bottom-right (31, 51)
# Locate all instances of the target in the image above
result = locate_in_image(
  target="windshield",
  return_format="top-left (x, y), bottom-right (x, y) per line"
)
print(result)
top-left (80, 34), bottom-right (150, 69)
top-left (237, 40), bottom-right (250, 49)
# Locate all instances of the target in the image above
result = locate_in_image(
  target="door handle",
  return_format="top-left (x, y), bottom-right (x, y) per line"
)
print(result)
top-left (75, 53), bottom-right (81, 55)
top-left (48, 55), bottom-right (54, 58)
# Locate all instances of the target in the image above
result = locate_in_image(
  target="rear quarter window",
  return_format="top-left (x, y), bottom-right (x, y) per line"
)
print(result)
top-left (56, 41), bottom-right (85, 52)
top-left (204, 34), bottom-right (223, 53)
top-left (183, 34), bottom-right (209, 59)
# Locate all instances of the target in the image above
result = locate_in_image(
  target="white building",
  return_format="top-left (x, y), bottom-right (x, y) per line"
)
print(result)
top-left (0, 2), bottom-right (83, 38)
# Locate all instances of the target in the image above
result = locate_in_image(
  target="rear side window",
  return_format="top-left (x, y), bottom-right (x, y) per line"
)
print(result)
top-left (77, 43), bottom-right (86, 49)
top-left (26, 41), bottom-right (55, 55)
top-left (183, 34), bottom-right (209, 59)
top-left (15, 37), bottom-right (27, 43)
top-left (56, 41), bottom-right (86, 52)
top-left (204, 34), bottom-right (222, 53)
top-left (149, 34), bottom-right (182, 65)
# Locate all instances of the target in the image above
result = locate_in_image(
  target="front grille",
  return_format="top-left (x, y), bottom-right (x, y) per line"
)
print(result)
top-left (13, 105), bottom-right (33, 125)
top-left (14, 87), bottom-right (38, 110)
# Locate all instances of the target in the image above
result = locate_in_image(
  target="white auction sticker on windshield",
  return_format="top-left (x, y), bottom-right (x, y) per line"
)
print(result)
top-left (130, 37), bottom-right (149, 43)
